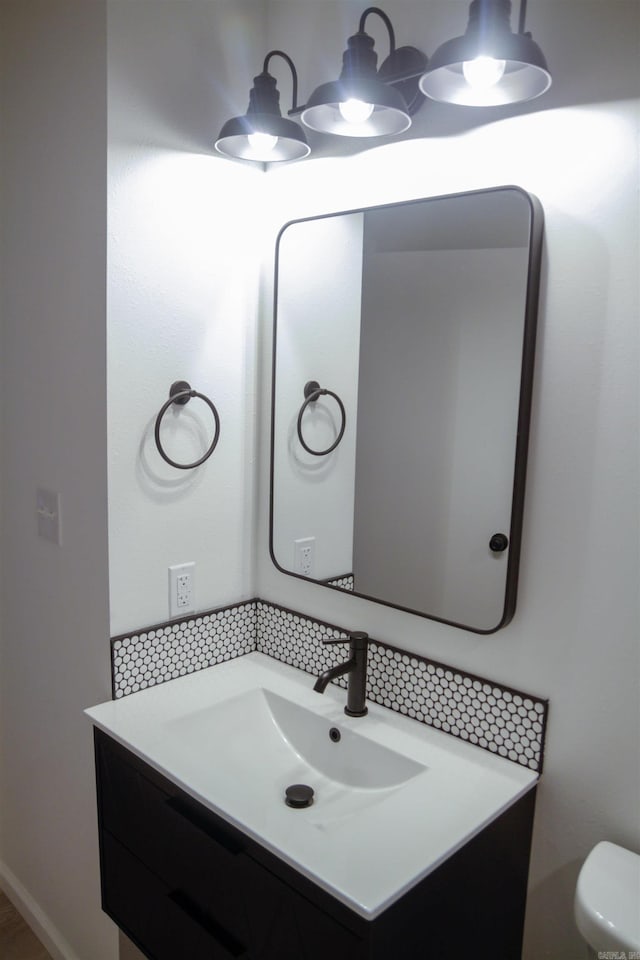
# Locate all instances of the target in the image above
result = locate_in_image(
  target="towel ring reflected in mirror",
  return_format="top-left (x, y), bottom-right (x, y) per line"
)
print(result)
top-left (296, 380), bottom-right (347, 457)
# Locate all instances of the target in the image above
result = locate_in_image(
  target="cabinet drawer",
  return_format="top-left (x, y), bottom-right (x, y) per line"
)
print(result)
top-left (240, 855), bottom-right (365, 960)
top-left (102, 831), bottom-right (246, 960)
top-left (96, 732), bottom-right (249, 943)
top-left (96, 731), bottom-right (366, 960)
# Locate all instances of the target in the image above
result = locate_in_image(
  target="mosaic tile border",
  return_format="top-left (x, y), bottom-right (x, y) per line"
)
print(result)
top-left (325, 574), bottom-right (354, 591)
top-left (110, 597), bottom-right (548, 772)
top-left (110, 599), bottom-right (257, 699)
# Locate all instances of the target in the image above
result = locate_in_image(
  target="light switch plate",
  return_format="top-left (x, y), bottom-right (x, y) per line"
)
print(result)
top-left (36, 487), bottom-right (61, 545)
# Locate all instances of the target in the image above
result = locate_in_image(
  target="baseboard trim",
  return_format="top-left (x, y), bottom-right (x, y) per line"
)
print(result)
top-left (0, 859), bottom-right (83, 960)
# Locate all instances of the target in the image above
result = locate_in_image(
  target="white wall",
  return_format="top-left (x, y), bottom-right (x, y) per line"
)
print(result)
top-left (0, 2), bottom-right (116, 959)
top-left (107, 0), bottom-right (265, 635)
top-left (258, 2), bottom-right (639, 957)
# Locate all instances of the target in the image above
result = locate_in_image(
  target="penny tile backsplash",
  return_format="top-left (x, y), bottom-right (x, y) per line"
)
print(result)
top-left (111, 598), bottom-right (548, 772)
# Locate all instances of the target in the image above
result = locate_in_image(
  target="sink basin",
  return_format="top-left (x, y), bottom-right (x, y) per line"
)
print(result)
top-left (167, 687), bottom-right (426, 790)
top-left (86, 651), bottom-right (537, 918)
top-left (165, 686), bottom-right (427, 825)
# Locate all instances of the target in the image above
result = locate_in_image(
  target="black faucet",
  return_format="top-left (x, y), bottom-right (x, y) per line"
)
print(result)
top-left (313, 631), bottom-right (369, 717)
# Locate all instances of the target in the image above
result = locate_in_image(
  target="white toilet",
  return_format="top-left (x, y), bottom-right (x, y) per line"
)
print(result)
top-left (574, 841), bottom-right (640, 957)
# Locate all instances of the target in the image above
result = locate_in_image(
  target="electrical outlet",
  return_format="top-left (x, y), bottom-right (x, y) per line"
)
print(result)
top-left (169, 562), bottom-right (195, 617)
top-left (294, 537), bottom-right (315, 577)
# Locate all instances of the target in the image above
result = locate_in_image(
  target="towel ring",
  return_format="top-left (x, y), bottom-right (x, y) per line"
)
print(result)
top-left (297, 380), bottom-right (346, 457)
top-left (154, 380), bottom-right (220, 470)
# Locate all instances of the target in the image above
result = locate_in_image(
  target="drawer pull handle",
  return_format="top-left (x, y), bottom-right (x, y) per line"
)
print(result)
top-left (166, 795), bottom-right (244, 855)
top-left (168, 889), bottom-right (247, 958)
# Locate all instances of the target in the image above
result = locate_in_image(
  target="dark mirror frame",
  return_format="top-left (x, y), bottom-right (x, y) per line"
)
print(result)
top-left (269, 186), bottom-right (544, 634)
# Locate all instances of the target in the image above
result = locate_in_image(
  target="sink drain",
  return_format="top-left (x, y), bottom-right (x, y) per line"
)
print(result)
top-left (285, 783), bottom-right (314, 809)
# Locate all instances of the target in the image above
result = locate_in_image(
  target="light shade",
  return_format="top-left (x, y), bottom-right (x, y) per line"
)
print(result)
top-left (301, 77), bottom-right (411, 138)
top-left (301, 28), bottom-right (413, 138)
top-left (215, 113), bottom-right (310, 162)
top-left (215, 59), bottom-right (310, 163)
top-left (419, 0), bottom-right (551, 107)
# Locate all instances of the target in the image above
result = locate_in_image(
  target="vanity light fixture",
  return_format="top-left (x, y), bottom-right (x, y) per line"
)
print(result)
top-left (215, 50), bottom-right (310, 162)
top-left (418, 0), bottom-right (551, 107)
top-left (216, 2), bottom-right (551, 162)
top-left (300, 7), bottom-right (427, 138)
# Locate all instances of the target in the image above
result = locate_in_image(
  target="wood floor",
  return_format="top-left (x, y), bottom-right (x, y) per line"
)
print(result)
top-left (0, 892), bottom-right (53, 960)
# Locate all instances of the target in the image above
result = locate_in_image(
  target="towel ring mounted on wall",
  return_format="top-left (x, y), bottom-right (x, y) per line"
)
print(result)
top-left (296, 380), bottom-right (346, 457)
top-left (154, 380), bottom-right (220, 469)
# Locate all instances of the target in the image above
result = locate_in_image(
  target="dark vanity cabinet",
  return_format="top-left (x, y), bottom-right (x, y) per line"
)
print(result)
top-left (94, 729), bottom-right (536, 960)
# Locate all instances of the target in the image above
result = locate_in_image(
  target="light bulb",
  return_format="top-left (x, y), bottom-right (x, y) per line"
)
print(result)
top-left (338, 98), bottom-right (374, 124)
top-left (247, 131), bottom-right (278, 158)
top-left (462, 56), bottom-right (506, 90)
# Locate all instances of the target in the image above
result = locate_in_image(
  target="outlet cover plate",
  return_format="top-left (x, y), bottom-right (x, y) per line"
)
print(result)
top-left (293, 537), bottom-right (315, 577)
top-left (169, 562), bottom-right (195, 617)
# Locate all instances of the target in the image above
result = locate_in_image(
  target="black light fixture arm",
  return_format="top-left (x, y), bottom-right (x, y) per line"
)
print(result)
top-left (518, 0), bottom-right (528, 35)
top-left (263, 50), bottom-right (302, 113)
top-left (358, 7), bottom-right (396, 54)
top-left (357, 5), bottom-right (428, 116)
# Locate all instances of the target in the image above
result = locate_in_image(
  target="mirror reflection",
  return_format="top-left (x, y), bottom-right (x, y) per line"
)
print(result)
top-left (270, 187), bottom-right (543, 633)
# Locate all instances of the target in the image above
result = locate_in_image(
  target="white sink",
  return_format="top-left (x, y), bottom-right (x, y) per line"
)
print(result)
top-left (168, 686), bottom-right (426, 788)
top-left (165, 686), bottom-right (427, 825)
top-left (86, 651), bottom-right (537, 918)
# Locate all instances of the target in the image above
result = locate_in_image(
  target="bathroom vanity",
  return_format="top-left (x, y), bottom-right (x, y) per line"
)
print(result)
top-left (88, 653), bottom-right (538, 960)
top-left (90, 184), bottom-right (544, 957)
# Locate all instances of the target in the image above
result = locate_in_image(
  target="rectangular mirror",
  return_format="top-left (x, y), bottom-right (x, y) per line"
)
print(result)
top-left (270, 187), bottom-right (543, 633)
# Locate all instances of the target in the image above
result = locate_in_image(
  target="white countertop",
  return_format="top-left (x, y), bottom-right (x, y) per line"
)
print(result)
top-left (86, 651), bottom-right (537, 919)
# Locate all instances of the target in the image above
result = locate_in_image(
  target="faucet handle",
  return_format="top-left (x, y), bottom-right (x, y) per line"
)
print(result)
top-left (321, 631), bottom-right (369, 646)
top-left (320, 635), bottom-right (349, 646)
